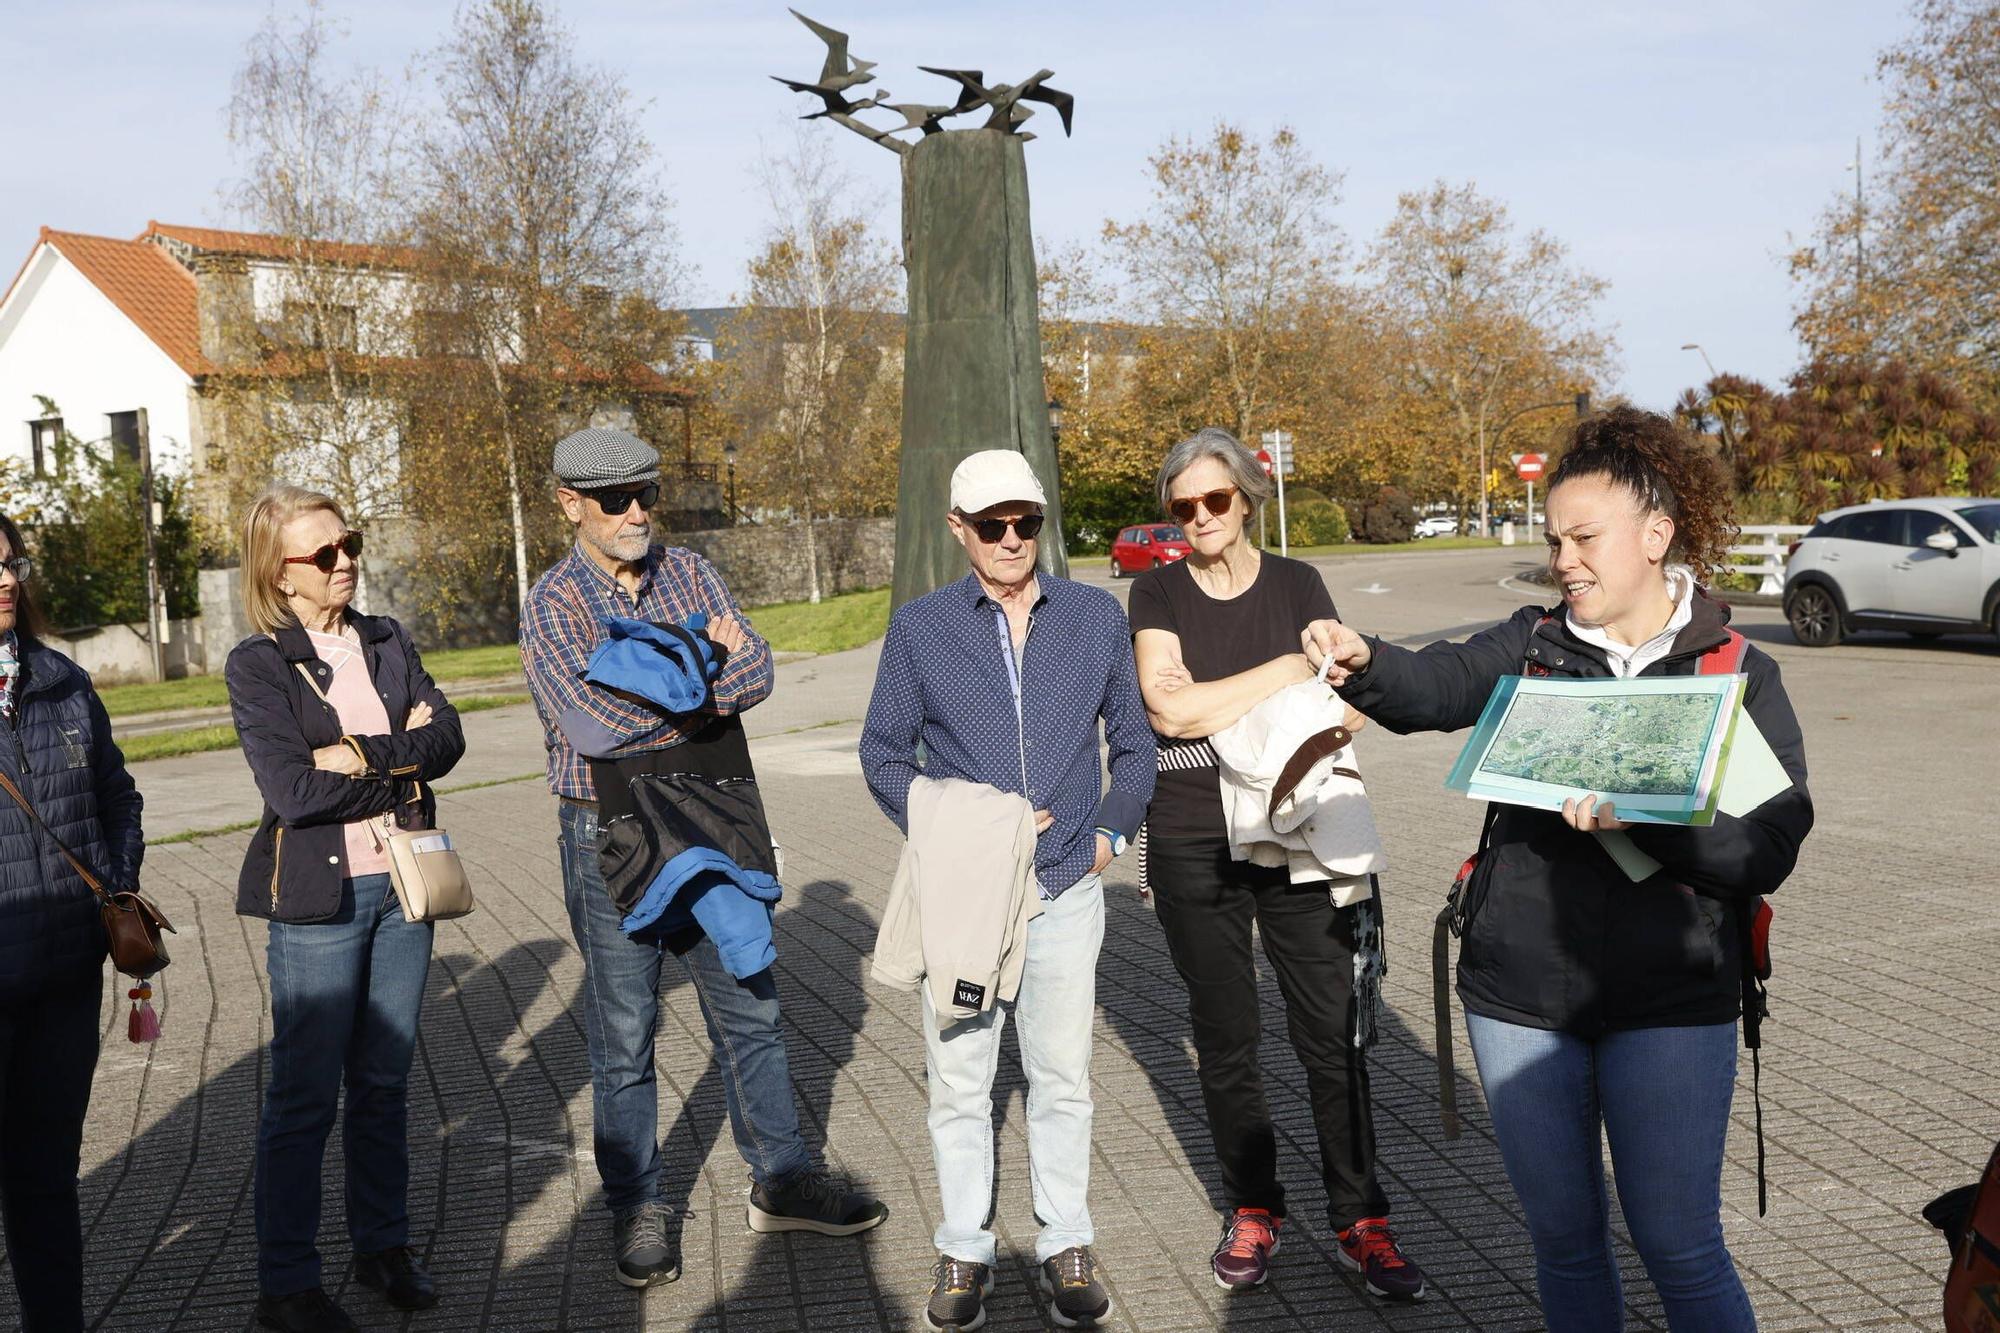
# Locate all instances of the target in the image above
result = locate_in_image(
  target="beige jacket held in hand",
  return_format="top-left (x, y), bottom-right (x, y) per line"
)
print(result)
top-left (871, 775), bottom-right (1041, 1028)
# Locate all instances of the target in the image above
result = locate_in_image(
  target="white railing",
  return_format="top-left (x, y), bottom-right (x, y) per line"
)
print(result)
top-left (1726, 524), bottom-right (1813, 595)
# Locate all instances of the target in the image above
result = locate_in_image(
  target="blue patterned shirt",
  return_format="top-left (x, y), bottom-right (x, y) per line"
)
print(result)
top-left (521, 542), bottom-right (774, 800)
top-left (860, 573), bottom-right (1155, 897)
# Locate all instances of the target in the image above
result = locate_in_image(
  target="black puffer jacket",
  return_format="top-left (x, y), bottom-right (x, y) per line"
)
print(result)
top-left (227, 613), bottom-right (463, 922)
top-left (0, 637), bottom-right (143, 1000)
top-left (1339, 595), bottom-right (1813, 1034)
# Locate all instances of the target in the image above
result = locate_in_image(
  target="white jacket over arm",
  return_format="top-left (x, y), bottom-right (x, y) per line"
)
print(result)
top-left (1210, 678), bottom-right (1388, 907)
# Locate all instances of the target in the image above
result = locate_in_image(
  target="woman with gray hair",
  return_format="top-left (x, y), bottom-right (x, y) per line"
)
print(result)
top-left (1126, 428), bottom-right (1428, 1303)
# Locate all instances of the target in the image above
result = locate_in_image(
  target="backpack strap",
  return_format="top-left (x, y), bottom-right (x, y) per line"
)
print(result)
top-left (1696, 625), bottom-right (1769, 1213)
top-left (1434, 611), bottom-right (1558, 1136)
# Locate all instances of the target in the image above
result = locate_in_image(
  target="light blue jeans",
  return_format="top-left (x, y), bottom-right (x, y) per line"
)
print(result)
top-left (1466, 1013), bottom-right (1756, 1333)
top-left (923, 875), bottom-right (1104, 1266)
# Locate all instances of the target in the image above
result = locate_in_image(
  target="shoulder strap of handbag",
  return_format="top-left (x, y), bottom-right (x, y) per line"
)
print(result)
top-left (294, 661), bottom-right (427, 809)
top-left (0, 769), bottom-right (112, 905)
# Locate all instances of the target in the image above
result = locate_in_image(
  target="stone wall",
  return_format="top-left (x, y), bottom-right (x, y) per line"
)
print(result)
top-left (668, 517), bottom-right (894, 608)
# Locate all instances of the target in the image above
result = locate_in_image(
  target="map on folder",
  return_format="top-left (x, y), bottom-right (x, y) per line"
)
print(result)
top-left (1446, 674), bottom-right (1747, 825)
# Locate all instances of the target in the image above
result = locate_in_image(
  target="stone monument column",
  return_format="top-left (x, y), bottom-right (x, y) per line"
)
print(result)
top-left (895, 130), bottom-right (1067, 606)
top-left (775, 14), bottom-right (1075, 608)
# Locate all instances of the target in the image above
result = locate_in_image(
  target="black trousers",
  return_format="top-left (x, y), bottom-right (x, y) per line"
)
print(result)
top-left (0, 965), bottom-right (102, 1333)
top-left (1149, 836), bottom-right (1390, 1228)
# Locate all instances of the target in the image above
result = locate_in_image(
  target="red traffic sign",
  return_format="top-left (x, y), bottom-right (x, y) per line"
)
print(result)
top-left (1255, 448), bottom-right (1274, 476)
top-left (1515, 452), bottom-right (1546, 481)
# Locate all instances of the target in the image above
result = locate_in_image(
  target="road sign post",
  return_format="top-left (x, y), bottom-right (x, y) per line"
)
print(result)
top-left (1254, 448), bottom-right (1273, 549)
top-left (1514, 453), bottom-right (1546, 539)
top-left (1261, 431), bottom-right (1292, 557)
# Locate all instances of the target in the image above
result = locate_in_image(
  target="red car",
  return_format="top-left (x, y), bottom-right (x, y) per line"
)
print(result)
top-left (1109, 523), bottom-right (1191, 577)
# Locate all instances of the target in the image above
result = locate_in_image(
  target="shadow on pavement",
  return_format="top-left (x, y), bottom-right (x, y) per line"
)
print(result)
top-left (668, 877), bottom-right (890, 1331)
top-left (1094, 882), bottom-right (1558, 1331)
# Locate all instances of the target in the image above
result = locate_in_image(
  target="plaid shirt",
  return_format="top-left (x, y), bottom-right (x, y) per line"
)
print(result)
top-left (521, 542), bottom-right (774, 800)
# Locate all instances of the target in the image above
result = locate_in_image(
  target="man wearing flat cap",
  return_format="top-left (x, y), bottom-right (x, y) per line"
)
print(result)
top-left (860, 448), bottom-right (1154, 1330)
top-left (520, 427), bottom-right (886, 1290)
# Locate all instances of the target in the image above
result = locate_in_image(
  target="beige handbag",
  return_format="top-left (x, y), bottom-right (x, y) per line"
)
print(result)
top-left (296, 662), bottom-right (476, 922)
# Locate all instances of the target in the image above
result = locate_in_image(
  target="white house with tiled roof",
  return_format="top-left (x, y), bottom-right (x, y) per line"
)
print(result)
top-left (0, 225), bottom-right (207, 475)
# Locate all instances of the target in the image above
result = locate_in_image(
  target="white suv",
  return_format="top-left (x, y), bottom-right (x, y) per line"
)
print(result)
top-left (1782, 497), bottom-right (2000, 647)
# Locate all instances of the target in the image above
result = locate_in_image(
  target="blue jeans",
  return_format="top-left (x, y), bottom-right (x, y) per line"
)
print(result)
top-left (256, 874), bottom-right (433, 1296)
top-left (1465, 1014), bottom-right (1756, 1333)
top-left (556, 800), bottom-right (809, 1214)
top-left (923, 875), bottom-right (1104, 1265)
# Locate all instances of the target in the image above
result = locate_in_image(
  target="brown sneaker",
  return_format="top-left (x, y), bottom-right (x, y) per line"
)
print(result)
top-left (1039, 1245), bottom-right (1113, 1328)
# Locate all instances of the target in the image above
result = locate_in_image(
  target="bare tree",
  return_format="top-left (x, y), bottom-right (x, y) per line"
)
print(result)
top-left (723, 127), bottom-right (901, 603)
top-left (1103, 123), bottom-right (1345, 442)
top-left (1366, 181), bottom-right (1616, 532)
top-left (411, 0), bottom-right (683, 612)
top-left (220, 0), bottom-right (412, 571)
top-left (1791, 0), bottom-right (2000, 399)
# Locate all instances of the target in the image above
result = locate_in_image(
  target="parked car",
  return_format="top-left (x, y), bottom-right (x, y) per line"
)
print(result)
top-left (1782, 497), bottom-right (2000, 647)
top-left (1109, 524), bottom-right (1191, 577)
top-left (1414, 515), bottom-right (1458, 538)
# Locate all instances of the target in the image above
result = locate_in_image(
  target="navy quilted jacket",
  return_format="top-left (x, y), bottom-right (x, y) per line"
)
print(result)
top-left (0, 637), bottom-right (144, 1001)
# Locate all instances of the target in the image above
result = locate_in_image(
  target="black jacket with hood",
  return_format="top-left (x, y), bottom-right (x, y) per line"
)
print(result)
top-left (1338, 594), bottom-right (1813, 1034)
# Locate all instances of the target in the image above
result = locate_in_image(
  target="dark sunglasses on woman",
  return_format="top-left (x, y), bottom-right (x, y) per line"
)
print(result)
top-left (1167, 486), bottom-right (1240, 525)
top-left (282, 530), bottom-right (364, 573)
top-left (580, 482), bottom-right (662, 515)
top-left (968, 514), bottom-right (1045, 543)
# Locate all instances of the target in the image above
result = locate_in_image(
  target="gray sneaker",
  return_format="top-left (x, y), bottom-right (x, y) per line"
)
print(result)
top-left (612, 1200), bottom-right (682, 1288)
top-left (1039, 1246), bottom-right (1112, 1328)
top-left (925, 1255), bottom-right (993, 1332)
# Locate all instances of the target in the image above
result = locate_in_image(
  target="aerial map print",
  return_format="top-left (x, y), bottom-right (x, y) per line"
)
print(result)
top-left (1476, 691), bottom-right (1720, 797)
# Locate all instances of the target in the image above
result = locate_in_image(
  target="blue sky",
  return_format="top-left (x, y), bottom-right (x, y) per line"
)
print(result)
top-left (2, 1), bottom-right (1908, 409)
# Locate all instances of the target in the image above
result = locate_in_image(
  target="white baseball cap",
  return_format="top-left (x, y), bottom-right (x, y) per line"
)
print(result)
top-left (949, 449), bottom-right (1047, 515)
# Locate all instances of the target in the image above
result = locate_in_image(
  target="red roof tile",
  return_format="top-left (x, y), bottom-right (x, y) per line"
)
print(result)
top-left (32, 228), bottom-right (207, 376)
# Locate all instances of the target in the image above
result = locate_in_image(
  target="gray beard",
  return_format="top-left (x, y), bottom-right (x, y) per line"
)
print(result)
top-left (584, 522), bottom-right (652, 565)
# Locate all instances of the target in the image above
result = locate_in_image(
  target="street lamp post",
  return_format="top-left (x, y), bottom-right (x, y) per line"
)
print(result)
top-left (1680, 342), bottom-right (1719, 382)
top-left (1482, 394), bottom-right (1590, 537)
top-left (723, 440), bottom-right (739, 524)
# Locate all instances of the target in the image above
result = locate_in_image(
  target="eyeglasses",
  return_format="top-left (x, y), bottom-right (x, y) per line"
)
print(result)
top-left (578, 483), bottom-right (661, 515)
top-left (282, 530), bottom-right (364, 573)
top-left (0, 555), bottom-right (31, 582)
top-left (967, 514), bottom-right (1045, 544)
top-left (1168, 486), bottom-right (1240, 524)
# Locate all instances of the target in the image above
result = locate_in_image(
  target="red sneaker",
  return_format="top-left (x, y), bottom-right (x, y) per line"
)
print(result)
top-left (1211, 1207), bottom-right (1282, 1290)
top-left (1336, 1217), bottom-right (1428, 1301)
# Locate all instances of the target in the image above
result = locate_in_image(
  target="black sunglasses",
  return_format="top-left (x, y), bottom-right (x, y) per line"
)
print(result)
top-left (282, 530), bottom-right (364, 573)
top-left (1167, 486), bottom-right (1240, 524)
top-left (578, 482), bottom-right (661, 515)
top-left (968, 513), bottom-right (1045, 544)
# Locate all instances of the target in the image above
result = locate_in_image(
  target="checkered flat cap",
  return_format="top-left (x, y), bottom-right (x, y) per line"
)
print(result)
top-left (552, 427), bottom-right (661, 488)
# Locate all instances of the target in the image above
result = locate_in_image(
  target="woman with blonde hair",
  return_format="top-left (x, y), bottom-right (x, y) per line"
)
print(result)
top-left (224, 486), bottom-right (463, 1333)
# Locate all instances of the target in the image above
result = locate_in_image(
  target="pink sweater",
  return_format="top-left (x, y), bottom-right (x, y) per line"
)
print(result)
top-left (309, 627), bottom-right (394, 878)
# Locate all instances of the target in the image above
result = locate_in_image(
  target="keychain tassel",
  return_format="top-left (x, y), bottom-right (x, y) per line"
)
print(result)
top-left (127, 982), bottom-right (161, 1044)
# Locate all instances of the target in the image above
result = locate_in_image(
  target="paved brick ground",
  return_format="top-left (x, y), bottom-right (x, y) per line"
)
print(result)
top-left (11, 548), bottom-right (1997, 1330)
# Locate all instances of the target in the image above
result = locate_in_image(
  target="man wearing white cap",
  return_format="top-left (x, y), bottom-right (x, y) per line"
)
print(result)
top-left (860, 449), bottom-right (1154, 1330)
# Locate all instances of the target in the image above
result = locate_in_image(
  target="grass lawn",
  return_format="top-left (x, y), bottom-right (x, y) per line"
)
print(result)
top-left (119, 693), bottom-right (531, 764)
top-left (750, 588), bottom-right (890, 656)
top-left (98, 642), bottom-right (529, 718)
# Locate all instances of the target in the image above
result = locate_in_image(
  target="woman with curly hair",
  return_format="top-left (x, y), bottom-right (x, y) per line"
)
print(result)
top-left (1302, 407), bottom-right (1814, 1331)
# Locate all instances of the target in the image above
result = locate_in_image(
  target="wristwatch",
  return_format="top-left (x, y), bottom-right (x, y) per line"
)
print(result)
top-left (1095, 827), bottom-right (1128, 857)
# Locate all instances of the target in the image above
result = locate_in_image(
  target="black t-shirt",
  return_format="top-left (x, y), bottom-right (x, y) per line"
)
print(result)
top-left (1126, 554), bottom-right (1337, 838)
